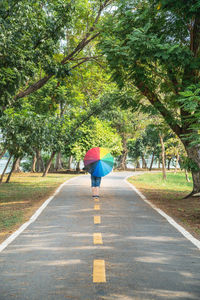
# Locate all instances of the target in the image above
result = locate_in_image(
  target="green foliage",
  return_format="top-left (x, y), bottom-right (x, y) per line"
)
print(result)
top-left (0, 108), bottom-right (70, 158)
top-left (179, 156), bottom-right (200, 172)
top-left (0, 0), bottom-right (73, 111)
top-left (165, 136), bottom-right (185, 158)
top-left (127, 124), bottom-right (161, 162)
top-left (127, 138), bottom-right (145, 161)
top-left (0, 109), bottom-right (43, 157)
top-left (154, 0), bottom-right (200, 17)
top-left (178, 84), bottom-right (200, 114)
top-left (70, 117), bottom-right (122, 162)
top-left (99, 0), bottom-right (200, 156)
top-left (178, 84), bottom-right (200, 145)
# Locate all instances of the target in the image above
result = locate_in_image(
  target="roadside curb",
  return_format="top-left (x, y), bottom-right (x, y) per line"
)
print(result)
top-left (125, 175), bottom-right (200, 250)
top-left (0, 175), bottom-right (80, 253)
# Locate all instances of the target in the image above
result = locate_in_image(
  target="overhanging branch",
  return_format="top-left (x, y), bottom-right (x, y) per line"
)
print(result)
top-left (14, 0), bottom-right (112, 100)
top-left (136, 81), bottom-right (182, 137)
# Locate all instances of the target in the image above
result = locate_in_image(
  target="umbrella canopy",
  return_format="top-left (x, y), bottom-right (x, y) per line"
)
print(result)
top-left (84, 147), bottom-right (114, 177)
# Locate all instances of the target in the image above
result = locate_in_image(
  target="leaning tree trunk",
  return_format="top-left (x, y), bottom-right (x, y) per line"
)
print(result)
top-left (149, 150), bottom-right (155, 171)
top-left (0, 149), bottom-right (6, 159)
top-left (185, 145), bottom-right (200, 196)
top-left (0, 155), bottom-right (12, 183)
top-left (6, 157), bottom-right (18, 183)
top-left (42, 151), bottom-right (56, 177)
top-left (159, 133), bottom-right (166, 180)
top-left (13, 157), bottom-right (21, 172)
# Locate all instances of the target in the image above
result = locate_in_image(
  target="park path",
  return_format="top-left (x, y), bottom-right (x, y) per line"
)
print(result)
top-left (0, 172), bottom-right (200, 300)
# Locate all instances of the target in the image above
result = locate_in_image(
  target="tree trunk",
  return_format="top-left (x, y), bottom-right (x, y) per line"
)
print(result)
top-left (149, 150), bottom-right (155, 171)
top-left (136, 160), bottom-right (140, 168)
top-left (36, 150), bottom-right (44, 172)
top-left (185, 169), bottom-right (190, 182)
top-left (174, 153), bottom-right (180, 174)
top-left (6, 157), bottom-right (18, 183)
top-left (167, 158), bottom-right (172, 170)
top-left (68, 155), bottom-right (73, 169)
top-left (118, 135), bottom-right (128, 170)
top-left (141, 155), bottom-right (147, 169)
top-left (31, 154), bottom-right (37, 172)
top-left (159, 133), bottom-right (166, 180)
top-left (0, 149), bottom-right (6, 159)
top-left (55, 152), bottom-right (63, 171)
top-left (118, 152), bottom-right (127, 170)
top-left (13, 157), bottom-right (21, 172)
top-left (76, 160), bottom-right (81, 172)
top-left (42, 151), bottom-right (56, 177)
top-left (184, 145), bottom-right (200, 196)
top-left (0, 156), bottom-right (12, 183)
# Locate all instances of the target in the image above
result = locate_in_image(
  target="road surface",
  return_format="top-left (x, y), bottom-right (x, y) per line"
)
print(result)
top-left (0, 172), bottom-right (199, 300)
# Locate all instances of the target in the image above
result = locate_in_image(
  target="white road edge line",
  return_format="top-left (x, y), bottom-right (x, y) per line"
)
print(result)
top-left (125, 175), bottom-right (200, 250)
top-left (0, 175), bottom-right (80, 253)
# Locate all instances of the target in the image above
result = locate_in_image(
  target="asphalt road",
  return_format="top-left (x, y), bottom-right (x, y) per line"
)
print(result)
top-left (0, 172), bottom-right (200, 300)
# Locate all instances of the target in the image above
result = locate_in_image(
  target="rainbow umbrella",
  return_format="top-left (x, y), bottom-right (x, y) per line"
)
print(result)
top-left (84, 147), bottom-right (114, 177)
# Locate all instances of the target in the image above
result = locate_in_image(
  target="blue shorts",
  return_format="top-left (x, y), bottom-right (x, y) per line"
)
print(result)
top-left (91, 175), bottom-right (101, 187)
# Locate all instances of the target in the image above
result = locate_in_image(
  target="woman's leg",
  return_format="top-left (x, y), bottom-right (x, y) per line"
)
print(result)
top-left (92, 187), bottom-right (99, 196)
top-left (91, 176), bottom-right (101, 197)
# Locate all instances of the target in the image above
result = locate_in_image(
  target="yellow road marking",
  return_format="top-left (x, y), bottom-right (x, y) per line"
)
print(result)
top-left (93, 260), bottom-right (106, 283)
top-left (94, 216), bottom-right (101, 224)
top-left (94, 204), bottom-right (100, 210)
top-left (93, 233), bottom-right (103, 244)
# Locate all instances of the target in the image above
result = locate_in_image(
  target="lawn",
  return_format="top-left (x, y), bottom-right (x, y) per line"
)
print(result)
top-left (128, 172), bottom-right (200, 239)
top-left (0, 172), bottom-right (77, 243)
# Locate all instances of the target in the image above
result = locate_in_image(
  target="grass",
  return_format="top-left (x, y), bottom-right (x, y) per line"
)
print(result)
top-left (128, 171), bottom-right (200, 239)
top-left (0, 172), bottom-right (77, 243)
top-left (129, 172), bottom-right (193, 191)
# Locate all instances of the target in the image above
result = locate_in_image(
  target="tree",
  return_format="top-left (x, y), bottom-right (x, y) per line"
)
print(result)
top-left (70, 117), bottom-right (122, 165)
top-left (0, 0), bottom-right (73, 112)
top-left (127, 138), bottom-right (147, 169)
top-left (165, 137), bottom-right (185, 172)
top-left (141, 125), bottom-right (160, 171)
top-left (0, 109), bottom-right (47, 182)
top-left (99, 0), bottom-right (200, 195)
top-left (98, 89), bottom-right (151, 169)
top-left (9, 0), bottom-right (113, 102)
top-left (101, 107), bottom-right (137, 169)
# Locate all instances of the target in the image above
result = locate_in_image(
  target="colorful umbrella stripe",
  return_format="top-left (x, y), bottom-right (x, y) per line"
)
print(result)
top-left (84, 147), bottom-right (114, 177)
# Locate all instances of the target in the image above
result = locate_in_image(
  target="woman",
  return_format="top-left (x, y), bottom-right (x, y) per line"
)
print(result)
top-left (91, 174), bottom-right (101, 198)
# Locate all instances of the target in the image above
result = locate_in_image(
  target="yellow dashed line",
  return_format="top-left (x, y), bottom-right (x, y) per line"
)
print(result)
top-left (94, 216), bottom-right (101, 224)
top-left (93, 260), bottom-right (106, 283)
top-left (94, 204), bottom-right (100, 210)
top-left (93, 233), bottom-right (103, 244)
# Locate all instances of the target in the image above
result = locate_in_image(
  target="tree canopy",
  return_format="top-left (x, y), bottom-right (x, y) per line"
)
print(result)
top-left (0, 0), bottom-right (200, 195)
top-left (99, 0), bottom-right (200, 194)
